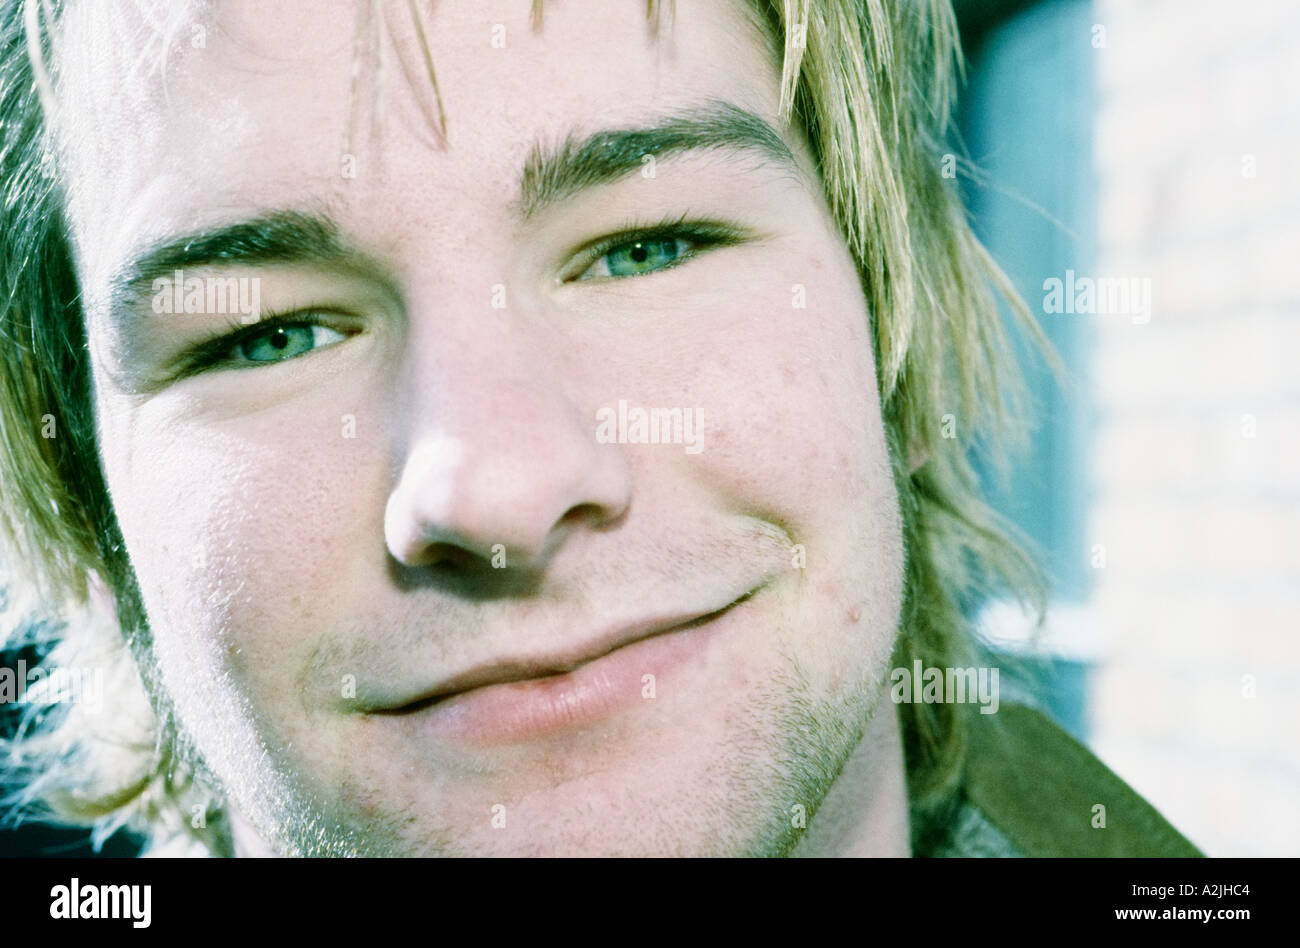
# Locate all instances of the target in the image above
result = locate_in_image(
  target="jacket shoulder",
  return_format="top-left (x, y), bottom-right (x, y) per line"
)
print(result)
top-left (961, 702), bottom-right (1204, 857)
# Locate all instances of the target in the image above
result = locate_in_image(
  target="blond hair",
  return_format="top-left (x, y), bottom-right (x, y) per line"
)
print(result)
top-left (0, 0), bottom-right (1046, 855)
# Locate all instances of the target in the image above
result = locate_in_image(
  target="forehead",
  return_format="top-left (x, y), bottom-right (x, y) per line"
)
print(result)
top-left (55, 0), bottom-right (784, 300)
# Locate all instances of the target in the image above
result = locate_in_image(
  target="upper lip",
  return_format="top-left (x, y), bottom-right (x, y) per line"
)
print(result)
top-left (368, 589), bottom-right (757, 714)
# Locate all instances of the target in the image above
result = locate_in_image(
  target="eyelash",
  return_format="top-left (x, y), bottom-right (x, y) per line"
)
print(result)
top-left (175, 216), bottom-right (746, 375)
top-left (176, 310), bottom-right (352, 376)
top-left (565, 214), bottom-right (747, 282)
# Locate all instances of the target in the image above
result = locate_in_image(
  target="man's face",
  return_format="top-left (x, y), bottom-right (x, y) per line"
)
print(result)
top-left (65, 0), bottom-right (905, 855)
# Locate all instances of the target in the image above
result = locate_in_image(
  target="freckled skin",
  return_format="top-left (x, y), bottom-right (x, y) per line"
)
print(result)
top-left (67, 0), bottom-right (909, 856)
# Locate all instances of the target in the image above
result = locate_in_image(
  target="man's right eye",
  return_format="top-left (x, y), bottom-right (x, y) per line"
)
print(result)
top-left (233, 322), bottom-right (347, 364)
top-left (177, 312), bottom-right (356, 376)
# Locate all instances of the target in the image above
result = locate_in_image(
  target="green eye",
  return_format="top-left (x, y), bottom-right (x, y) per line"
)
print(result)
top-left (601, 237), bottom-right (685, 277)
top-left (567, 219), bottom-right (750, 283)
top-left (237, 324), bottom-right (344, 363)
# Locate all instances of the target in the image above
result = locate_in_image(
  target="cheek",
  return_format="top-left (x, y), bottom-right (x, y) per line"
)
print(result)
top-left (664, 251), bottom-right (904, 685)
top-left (672, 253), bottom-right (893, 532)
top-left (96, 382), bottom-right (386, 726)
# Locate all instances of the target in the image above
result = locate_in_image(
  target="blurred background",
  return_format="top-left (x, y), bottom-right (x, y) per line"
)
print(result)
top-left (3, 0), bottom-right (1297, 857)
top-left (958, 0), bottom-right (1300, 856)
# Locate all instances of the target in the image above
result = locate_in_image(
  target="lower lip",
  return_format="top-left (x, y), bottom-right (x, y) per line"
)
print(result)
top-left (391, 599), bottom-right (747, 746)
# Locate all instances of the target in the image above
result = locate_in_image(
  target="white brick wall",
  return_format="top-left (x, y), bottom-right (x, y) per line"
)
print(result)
top-left (1087, 0), bottom-right (1300, 856)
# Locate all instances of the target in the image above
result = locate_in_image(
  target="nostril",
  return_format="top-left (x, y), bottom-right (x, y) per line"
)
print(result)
top-left (426, 543), bottom-right (484, 573)
top-left (558, 500), bottom-right (626, 532)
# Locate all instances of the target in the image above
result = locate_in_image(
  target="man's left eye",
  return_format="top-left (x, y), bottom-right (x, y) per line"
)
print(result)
top-left (578, 237), bottom-right (692, 280)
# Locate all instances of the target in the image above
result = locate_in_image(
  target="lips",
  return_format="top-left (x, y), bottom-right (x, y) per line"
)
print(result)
top-left (364, 589), bottom-right (758, 744)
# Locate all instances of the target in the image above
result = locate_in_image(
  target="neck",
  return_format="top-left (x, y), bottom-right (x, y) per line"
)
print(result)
top-left (230, 805), bottom-right (280, 858)
top-left (790, 699), bottom-right (911, 857)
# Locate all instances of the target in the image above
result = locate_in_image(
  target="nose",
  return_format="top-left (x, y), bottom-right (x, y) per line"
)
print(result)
top-left (383, 333), bottom-right (631, 573)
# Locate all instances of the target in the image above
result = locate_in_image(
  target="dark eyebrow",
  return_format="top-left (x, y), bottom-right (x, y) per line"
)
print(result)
top-left (108, 209), bottom-right (349, 316)
top-left (515, 101), bottom-right (802, 220)
top-left (105, 104), bottom-right (796, 314)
